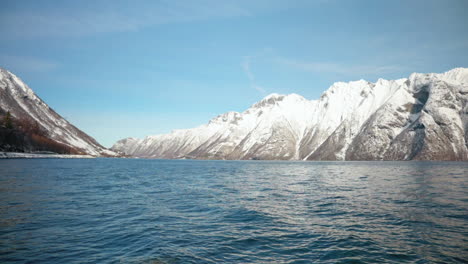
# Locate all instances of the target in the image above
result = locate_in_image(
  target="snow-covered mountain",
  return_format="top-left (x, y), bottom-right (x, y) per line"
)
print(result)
top-left (0, 68), bottom-right (116, 156)
top-left (112, 68), bottom-right (468, 161)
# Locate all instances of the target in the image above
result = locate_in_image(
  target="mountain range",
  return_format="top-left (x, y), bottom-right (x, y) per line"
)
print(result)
top-left (0, 68), bottom-right (116, 156)
top-left (112, 68), bottom-right (468, 161)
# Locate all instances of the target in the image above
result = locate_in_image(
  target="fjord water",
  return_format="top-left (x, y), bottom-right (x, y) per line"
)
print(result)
top-left (0, 159), bottom-right (466, 263)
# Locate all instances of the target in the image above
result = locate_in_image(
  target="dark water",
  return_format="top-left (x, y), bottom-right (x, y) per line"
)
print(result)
top-left (0, 159), bottom-right (467, 263)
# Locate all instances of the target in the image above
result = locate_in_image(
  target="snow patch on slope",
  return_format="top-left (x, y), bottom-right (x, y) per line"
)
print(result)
top-left (0, 68), bottom-right (117, 156)
top-left (112, 68), bottom-right (468, 161)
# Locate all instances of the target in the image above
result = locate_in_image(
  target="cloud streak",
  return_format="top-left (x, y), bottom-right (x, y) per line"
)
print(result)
top-left (0, 0), bottom-right (253, 38)
top-left (242, 56), bottom-right (267, 95)
top-left (275, 57), bottom-right (405, 77)
top-left (0, 0), bottom-right (325, 39)
top-left (0, 55), bottom-right (59, 73)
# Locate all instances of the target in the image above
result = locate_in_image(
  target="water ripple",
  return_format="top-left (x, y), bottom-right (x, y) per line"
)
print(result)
top-left (0, 159), bottom-right (467, 263)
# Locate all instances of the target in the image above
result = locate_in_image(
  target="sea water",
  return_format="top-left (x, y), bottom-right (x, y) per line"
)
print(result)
top-left (0, 159), bottom-right (466, 263)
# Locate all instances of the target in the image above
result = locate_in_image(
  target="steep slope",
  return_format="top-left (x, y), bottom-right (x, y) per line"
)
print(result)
top-left (112, 68), bottom-right (468, 161)
top-left (310, 69), bottom-right (468, 161)
top-left (114, 94), bottom-right (319, 160)
top-left (0, 68), bottom-right (116, 156)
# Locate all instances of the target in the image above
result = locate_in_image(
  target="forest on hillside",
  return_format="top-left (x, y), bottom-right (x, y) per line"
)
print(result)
top-left (0, 110), bottom-right (80, 154)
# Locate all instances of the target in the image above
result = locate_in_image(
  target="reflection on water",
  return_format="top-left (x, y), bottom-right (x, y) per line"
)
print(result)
top-left (0, 159), bottom-right (467, 263)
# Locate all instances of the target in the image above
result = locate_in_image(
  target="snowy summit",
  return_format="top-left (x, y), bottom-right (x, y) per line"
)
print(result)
top-left (112, 68), bottom-right (468, 161)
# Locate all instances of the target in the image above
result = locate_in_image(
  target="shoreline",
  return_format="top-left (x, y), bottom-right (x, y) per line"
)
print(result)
top-left (0, 152), bottom-right (94, 159)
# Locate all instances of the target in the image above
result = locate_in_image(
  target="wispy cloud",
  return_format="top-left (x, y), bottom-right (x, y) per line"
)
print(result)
top-left (241, 50), bottom-right (407, 94)
top-left (0, 0), bottom-right (327, 39)
top-left (242, 54), bottom-right (269, 95)
top-left (0, 0), bottom-right (253, 38)
top-left (274, 57), bottom-right (405, 77)
top-left (0, 55), bottom-right (59, 73)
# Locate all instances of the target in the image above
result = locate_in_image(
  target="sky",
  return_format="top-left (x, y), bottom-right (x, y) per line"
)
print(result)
top-left (1, 0), bottom-right (467, 147)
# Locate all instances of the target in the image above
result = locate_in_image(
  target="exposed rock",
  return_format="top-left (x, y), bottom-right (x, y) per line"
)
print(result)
top-left (0, 68), bottom-right (117, 156)
top-left (112, 68), bottom-right (468, 161)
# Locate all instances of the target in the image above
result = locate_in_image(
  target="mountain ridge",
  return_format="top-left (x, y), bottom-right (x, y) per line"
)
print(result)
top-left (112, 68), bottom-right (468, 161)
top-left (0, 67), bottom-right (117, 156)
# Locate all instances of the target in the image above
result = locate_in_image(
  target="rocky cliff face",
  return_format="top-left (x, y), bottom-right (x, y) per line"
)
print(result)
top-left (112, 68), bottom-right (468, 161)
top-left (0, 68), bottom-right (116, 156)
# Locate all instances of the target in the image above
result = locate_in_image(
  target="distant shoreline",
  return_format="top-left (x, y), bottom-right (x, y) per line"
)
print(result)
top-left (0, 152), bottom-right (94, 159)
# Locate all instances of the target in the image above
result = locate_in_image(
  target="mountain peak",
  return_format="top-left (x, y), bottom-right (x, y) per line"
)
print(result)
top-left (0, 68), bottom-right (117, 156)
top-left (112, 67), bottom-right (468, 161)
top-left (251, 93), bottom-right (285, 108)
top-left (408, 67), bottom-right (468, 82)
top-left (441, 67), bottom-right (468, 83)
top-left (444, 67), bottom-right (468, 75)
top-left (209, 111), bottom-right (242, 125)
top-left (328, 79), bottom-right (373, 93)
top-left (0, 68), bottom-right (35, 97)
top-left (252, 93), bottom-right (307, 109)
top-left (262, 93), bottom-right (285, 102)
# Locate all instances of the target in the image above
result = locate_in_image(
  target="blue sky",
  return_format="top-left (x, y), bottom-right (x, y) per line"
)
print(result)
top-left (1, 0), bottom-right (467, 147)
